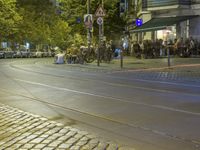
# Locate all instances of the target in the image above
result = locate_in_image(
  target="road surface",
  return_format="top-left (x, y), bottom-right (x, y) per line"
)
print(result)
top-left (0, 58), bottom-right (200, 150)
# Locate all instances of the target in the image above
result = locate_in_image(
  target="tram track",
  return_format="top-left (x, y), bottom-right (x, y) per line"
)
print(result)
top-left (8, 62), bottom-right (200, 97)
top-left (6, 62), bottom-right (200, 117)
top-left (0, 87), bottom-right (200, 149)
top-left (0, 60), bottom-right (200, 149)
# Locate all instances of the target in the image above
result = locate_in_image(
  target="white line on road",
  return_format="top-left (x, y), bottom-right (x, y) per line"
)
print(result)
top-left (14, 78), bottom-right (200, 116)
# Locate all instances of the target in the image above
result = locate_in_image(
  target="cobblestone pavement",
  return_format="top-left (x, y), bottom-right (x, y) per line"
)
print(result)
top-left (0, 104), bottom-right (134, 150)
top-left (117, 71), bottom-right (200, 82)
top-left (8, 58), bottom-right (200, 80)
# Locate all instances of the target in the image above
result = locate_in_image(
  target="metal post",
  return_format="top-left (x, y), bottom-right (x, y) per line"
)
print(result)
top-left (97, 25), bottom-right (101, 66)
top-left (102, 0), bottom-right (104, 37)
top-left (167, 46), bottom-right (171, 67)
top-left (98, 0), bottom-right (103, 67)
top-left (120, 48), bottom-right (123, 69)
top-left (87, 0), bottom-right (91, 57)
top-left (98, 0), bottom-right (104, 67)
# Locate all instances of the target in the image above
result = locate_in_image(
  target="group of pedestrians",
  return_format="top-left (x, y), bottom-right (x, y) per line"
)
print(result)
top-left (63, 36), bottom-right (200, 65)
top-left (130, 37), bottom-right (200, 58)
top-left (65, 41), bottom-right (115, 64)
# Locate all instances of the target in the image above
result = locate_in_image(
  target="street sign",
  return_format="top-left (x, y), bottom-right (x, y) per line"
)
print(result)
top-left (95, 5), bottom-right (106, 17)
top-left (84, 14), bottom-right (93, 29)
top-left (76, 17), bottom-right (81, 23)
top-left (136, 19), bottom-right (143, 26)
top-left (97, 17), bottom-right (103, 25)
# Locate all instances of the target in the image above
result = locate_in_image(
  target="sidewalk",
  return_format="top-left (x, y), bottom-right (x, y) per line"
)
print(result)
top-left (0, 104), bottom-right (134, 150)
top-left (48, 57), bottom-right (200, 73)
top-left (25, 57), bottom-right (200, 82)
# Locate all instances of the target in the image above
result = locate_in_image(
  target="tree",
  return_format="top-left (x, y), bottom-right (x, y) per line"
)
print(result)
top-left (0, 0), bottom-right (126, 49)
top-left (50, 19), bottom-right (71, 49)
top-left (57, 0), bottom-right (126, 44)
top-left (57, 0), bottom-right (87, 38)
top-left (0, 0), bottom-right (21, 43)
top-left (16, 0), bottom-right (53, 45)
top-left (16, 0), bottom-right (72, 49)
top-left (94, 0), bottom-right (126, 40)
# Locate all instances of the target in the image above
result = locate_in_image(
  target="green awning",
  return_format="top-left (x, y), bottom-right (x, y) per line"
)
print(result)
top-left (130, 15), bottom-right (198, 33)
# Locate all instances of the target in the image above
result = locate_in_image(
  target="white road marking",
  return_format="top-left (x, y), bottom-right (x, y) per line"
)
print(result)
top-left (14, 78), bottom-right (200, 116)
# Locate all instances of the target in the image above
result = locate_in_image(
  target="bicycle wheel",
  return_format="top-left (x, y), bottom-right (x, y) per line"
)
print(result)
top-left (85, 51), bottom-right (96, 63)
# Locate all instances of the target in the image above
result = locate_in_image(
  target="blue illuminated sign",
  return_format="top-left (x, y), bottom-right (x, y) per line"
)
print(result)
top-left (136, 19), bottom-right (143, 27)
top-left (76, 17), bottom-right (81, 23)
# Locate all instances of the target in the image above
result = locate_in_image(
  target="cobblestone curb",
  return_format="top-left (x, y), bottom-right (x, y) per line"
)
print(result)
top-left (0, 104), bottom-right (134, 150)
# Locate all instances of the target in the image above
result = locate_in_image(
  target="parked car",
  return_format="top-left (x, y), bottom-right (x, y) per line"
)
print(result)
top-left (29, 50), bottom-right (37, 58)
top-left (20, 50), bottom-right (30, 58)
top-left (51, 50), bottom-right (56, 57)
top-left (35, 50), bottom-right (44, 58)
top-left (0, 49), bottom-right (5, 58)
top-left (3, 48), bottom-right (14, 58)
top-left (13, 50), bottom-right (22, 58)
top-left (42, 50), bottom-right (49, 57)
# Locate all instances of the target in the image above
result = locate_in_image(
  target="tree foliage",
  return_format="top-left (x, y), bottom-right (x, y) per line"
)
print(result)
top-left (16, 0), bottom-right (72, 49)
top-left (58, 0), bottom-right (87, 36)
top-left (0, 0), bottom-right (21, 41)
top-left (50, 19), bottom-right (71, 49)
top-left (0, 0), bottom-right (125, 49)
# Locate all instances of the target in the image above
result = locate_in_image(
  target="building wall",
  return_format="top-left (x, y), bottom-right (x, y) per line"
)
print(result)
top-left (189, 17), bottom-right (200, 40)
top-left (129, 0), bottom-right (200, 41)
top-left (190, 3), bottom-right (200, 40)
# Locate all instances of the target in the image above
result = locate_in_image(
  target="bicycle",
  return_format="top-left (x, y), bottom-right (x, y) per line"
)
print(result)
top-left (80, 46), bottom-right (96, 63)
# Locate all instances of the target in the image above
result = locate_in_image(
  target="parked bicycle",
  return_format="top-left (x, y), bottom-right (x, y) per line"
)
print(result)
top-left (80, 46), bottom-right (96, 63)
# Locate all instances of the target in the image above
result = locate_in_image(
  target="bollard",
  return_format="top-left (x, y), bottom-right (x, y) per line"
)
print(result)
top-left (167, 46), bottom-right (170, 67)
top-left (120, 49), bottom-right (123, 69)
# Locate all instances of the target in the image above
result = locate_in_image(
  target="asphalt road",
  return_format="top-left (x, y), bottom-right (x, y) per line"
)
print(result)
top-left (0, 58), bottom-right (200, 150)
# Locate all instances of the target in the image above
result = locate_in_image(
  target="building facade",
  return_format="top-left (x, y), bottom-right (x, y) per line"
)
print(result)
top-left (128, 0), bottom-right (200, 42)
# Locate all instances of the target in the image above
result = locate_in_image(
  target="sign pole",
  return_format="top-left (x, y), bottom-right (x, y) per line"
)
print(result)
top-left (98, 24), bottom-right (101, 66)
top-left (95, 5), bottom-right (106, 67)
top-left (97, 17), bottom-right (103, 67)
top-left (87, 0), bottom-right (91, 58)
top-left (102, 0), bottom-right (104, 37)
